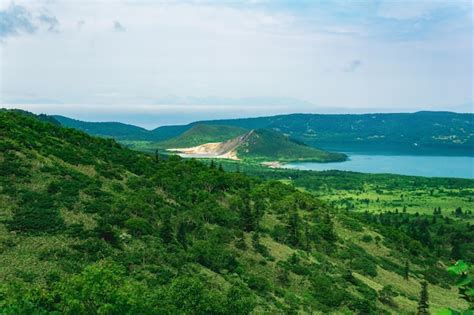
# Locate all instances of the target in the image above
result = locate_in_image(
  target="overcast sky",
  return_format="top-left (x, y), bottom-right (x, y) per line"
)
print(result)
top-left (0, 0), bottom-right (472, 128)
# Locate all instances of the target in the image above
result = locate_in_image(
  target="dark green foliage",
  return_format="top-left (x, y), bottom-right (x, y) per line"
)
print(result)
top-left (9, 190), bottom-right (65, 234)
top-left (236, 128), bottom-right (347, 162)
top-left (186, 111), bottom-right (474, 155)
top-left (287, 209), bottom-right (301, 247)
top-left (404, 260), bottom-right (410, 281)
top-left (125, 217), bottom-right (153, 236)
top-left (310, 273), bottom-right (348, 310)
top-left (379, 285), bottom-right (398, 308)
top-left (417, 281), bottom-right (429, 315)
top-left (160, 215), bottom-right (174, 244)
top-left (190, 240), bottom-right (238, 272)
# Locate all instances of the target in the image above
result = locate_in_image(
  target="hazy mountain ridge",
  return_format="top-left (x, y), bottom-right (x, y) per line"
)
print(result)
top-left (53, 111), bottom-right (474, 155)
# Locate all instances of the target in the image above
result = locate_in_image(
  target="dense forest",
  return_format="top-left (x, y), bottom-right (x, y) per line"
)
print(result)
top-left (0, 110), bottom-right (472, 314)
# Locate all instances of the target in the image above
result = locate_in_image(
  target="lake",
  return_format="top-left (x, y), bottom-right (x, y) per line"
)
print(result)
top-left (283, 154), bottom-right (474, 179)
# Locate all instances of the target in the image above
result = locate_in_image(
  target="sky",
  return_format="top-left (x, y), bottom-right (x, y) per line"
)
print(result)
top-left (0, 0), bottom-right (472, 128)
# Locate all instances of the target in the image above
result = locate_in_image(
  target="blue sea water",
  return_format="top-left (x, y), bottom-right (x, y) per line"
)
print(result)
top-left (284, 154), bottom-right (474, 179)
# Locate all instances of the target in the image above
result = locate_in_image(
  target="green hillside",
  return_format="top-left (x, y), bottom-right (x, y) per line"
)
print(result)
top-left (0, 111), bottom-right (470, 314)
top-left (54, 111), bottom-right (474, 156)
top-left (160, 124), bottom-right (248, 148)
top-left (53, 115), bottom-right (167, 141)
top-left (194, 111), bottom-right (474, 155)
top-left (238, 129), bottom-right (347, 162)
top-left (160, 127), bottom-right (347, 163)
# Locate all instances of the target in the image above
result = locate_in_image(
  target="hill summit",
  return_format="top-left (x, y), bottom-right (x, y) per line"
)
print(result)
top-left (167, 127), bottom-right (347, 163)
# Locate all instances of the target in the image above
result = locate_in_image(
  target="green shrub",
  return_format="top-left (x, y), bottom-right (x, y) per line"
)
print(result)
top-left (9, 190), bottom-right (64, 234)
top-left (125, 217), bottom-right (153, 236)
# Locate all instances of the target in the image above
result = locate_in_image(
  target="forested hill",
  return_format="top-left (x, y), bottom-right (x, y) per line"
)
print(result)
top-left (234, 129), bottom-right (347, 162)
top-left (160, 124), bottom-right (248, 148)
top-left (161, 126), bottom-right (348, 163)
top-left (53, 115), bottom-right (170, 141)
top-left (54, 111), bottom-right (473, 155)
top-left (195, 111), bottom-right (474, 155)
top-left (0, 110), bottom-right (469, 313)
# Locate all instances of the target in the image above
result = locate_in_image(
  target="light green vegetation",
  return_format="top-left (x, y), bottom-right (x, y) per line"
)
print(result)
top-left (314, 186), bottom-right (474, 220)
top-left (210, 159), bottom-right (474, 219)
top-left (1, 110), bottom-right (471, 314)
top-left (159, 124), bottom-right (248, 148)
top-left (118, 140), bottom-right (161, 152)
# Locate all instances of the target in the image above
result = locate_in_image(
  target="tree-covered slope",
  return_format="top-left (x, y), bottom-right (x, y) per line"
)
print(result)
top-left (54, 111), bottom-right (474, 155)
top-left (196, 111), bottom-right (474, 155)
top-left (237, 129), bottom-right (347, 162)
top-left (0, 111), bottom-right (469, 314)
top-left (53, 115), bottom-right (165, 141)
top-left (161, 127), bottom-right (347, 163)
top-left (160, 124), bottom-right (248, 148)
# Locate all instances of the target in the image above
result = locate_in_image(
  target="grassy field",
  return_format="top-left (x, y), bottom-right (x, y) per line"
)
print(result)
top-left (310, 185), bottom-right (473, 219)
top-left (198, 158), bottom-right (474, 220)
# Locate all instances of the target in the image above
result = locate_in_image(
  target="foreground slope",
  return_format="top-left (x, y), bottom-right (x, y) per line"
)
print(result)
top-left (0, 111), bottom-right (468, 314)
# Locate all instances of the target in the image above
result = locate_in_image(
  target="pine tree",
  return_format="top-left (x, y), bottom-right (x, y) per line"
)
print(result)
top-left (417, 281), bottom-right (429, 315)
top-left (404, 260), bottom-right (410, 281)
top-left (240, 195), bottom-right (255, 231)
top-left (287, 209), bottom-right (301, 247)
top-left (154, 149), bottom-right (160, 162)
top-left (177, 221), bottom-right (187, 249)
top-left (160, 216), bottom-right (174, 244)
top-left (451, 242), bottom-right (461, 260)
top-left (235, 231), bottom-right (247, 250)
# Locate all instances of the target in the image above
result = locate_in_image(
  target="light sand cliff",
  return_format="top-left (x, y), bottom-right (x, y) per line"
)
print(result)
top-left (167, 130), bottom-right (255, 160)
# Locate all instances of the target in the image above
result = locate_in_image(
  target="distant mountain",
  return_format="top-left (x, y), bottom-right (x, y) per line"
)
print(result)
top-left (194, 111), bottom-right (474, 155)
top-left (168, 128), bottom-right (347, 163)
top-left (238, 129), bottom-right (347, 162)
top-left (160, 124), bottom-right (249, 148)
top-left (53, 115), bottom-right (163, 141)
top-left (0, 109), bottom-right (61, 126)
top-left (53, 111), bottom-right (474, 155)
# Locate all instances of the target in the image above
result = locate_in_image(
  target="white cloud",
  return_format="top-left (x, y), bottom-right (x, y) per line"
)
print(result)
top-left (0, 0), bottom-right (472, 120)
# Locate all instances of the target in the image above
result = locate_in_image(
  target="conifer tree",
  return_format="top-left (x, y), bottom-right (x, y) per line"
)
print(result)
top-left (404, 260), bottom-right (410, 281)
top-left (417, 281), bottom-right (429, 315)
top-left (160, 216), bottom-right (174, 244)
top-left (154, 149), bottom-right (160, 162)
top-left (240, 193), bottom-right (255, 231)
top-left (287, 209), bottom-right (301, 247)
top-left (177, 221), bottom-right (187, 249)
